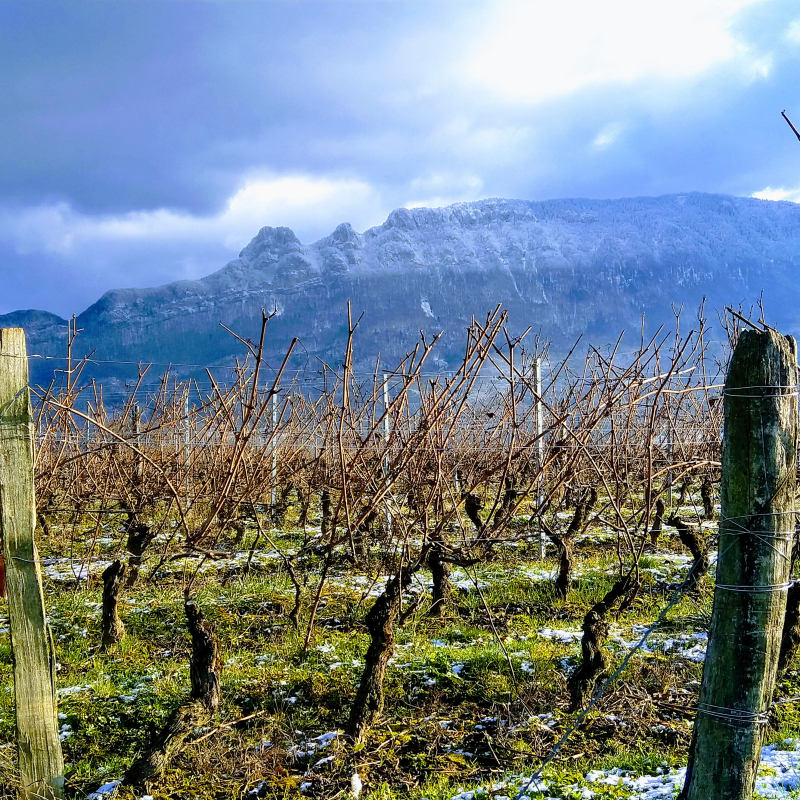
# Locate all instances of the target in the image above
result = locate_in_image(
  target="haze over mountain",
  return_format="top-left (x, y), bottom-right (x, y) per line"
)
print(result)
top-left (4, 192), bottom-right (800, 387)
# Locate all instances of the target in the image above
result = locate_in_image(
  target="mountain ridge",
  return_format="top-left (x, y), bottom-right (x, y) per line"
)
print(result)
top-left (5, 192), bottom-right (800, 386)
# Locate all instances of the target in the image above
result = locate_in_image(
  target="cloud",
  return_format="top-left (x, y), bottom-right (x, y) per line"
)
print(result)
top-left (785, 17), bottom-right (800, 43)
top-left (0, 174), bottom-right (388, 256)
top-left (2, 0), bottom-right (800, 318)
top-left (752, 185), bottom-right (800, 202)
top-left (0, 174), bottom-right (392, 315)
top-left (463, 0), bottom-right (766, 104)
top-left (404, 172), bottom-right (485, 211)
top-left (593, 122), bottom-right (627, 150)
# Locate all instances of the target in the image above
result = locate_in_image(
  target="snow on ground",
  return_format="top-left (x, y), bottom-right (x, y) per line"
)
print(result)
top-left (87, 780), bottom-right (121, 799)
top-left (288, 730), bottom-right (342, 759)
top-left (574, 531), bottom-right (616, 544)
top-left (152, 548), bottom-right (285, 579)
top-left (56, 684), bottom-right (92, 698)
top-left (446, 546), bottom-right (706, 592)
top-left (539, 628), bottom-right (584, 645)
top-left (537, 626), bottom-right (708, 662)
top-left (449, 739), bottom-right (800, 800)
top-left (450, 570), bottom-right (490, 592)
top-left (43, 556), bottom-right (113, 583)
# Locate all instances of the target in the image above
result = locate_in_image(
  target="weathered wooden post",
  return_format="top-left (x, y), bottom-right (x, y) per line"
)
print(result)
top-left (535, 358), bottom-right (545, 559)
top-left (382, 372), bottom-right (392, 536)
top-left (0, 329), bottom-right (64, 799)
top-left (270, 391), bottom-right (278, 522)
top-left (680, 328), bottom-right (797, 800)
top-left (183, 393), bottom-right (190, 511)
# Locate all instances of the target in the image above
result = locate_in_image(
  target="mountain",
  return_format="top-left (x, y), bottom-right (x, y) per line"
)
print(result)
top-left (5, 192), bottom-right (800, 388)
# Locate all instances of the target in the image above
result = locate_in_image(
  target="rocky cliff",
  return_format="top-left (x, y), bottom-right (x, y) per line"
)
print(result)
top-left (5, 193), bottom-right (800, 387)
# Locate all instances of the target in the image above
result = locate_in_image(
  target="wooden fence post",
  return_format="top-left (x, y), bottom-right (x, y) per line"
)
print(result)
top-left (270, 391), bottom-right (278, 521)
top-left (184, 393), bottom-right (191, 510)
top-left (680, 328), bottom-right (797, 800)
top-left (0, 328), bottom-right (64, 799)
top-left (382, 373), bottom-right (392, 536)
top-left (535, 358), bottom-right (545, 559)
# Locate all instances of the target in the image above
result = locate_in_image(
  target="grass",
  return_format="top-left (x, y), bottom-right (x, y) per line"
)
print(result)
top-left (0, 503), bottom-right (796, 800)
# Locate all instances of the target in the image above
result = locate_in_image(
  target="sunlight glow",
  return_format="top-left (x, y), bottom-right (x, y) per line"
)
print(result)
top-left (464, 0), bottom-right (764, 104)
top-left (0, 175), bottom-right (387, 259)
top-left (752, 186), bottom-right (800, 203)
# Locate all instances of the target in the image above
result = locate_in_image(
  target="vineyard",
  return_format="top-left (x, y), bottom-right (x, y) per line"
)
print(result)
top-left (2, 305), bottom-right (800, 800)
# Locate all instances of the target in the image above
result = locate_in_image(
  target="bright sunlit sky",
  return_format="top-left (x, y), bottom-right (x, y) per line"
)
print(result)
top-left (3, 0), bottom-right (800, 316)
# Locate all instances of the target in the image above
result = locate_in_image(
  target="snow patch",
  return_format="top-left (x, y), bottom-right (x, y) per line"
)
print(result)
top-left (449, 739), bottom-right (800, 800)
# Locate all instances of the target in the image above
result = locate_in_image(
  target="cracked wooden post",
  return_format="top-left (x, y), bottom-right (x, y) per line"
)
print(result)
top-left (680, 329), bottom-right (797, 800)
top-left (0, 328), bottom-right (64, 799)
top-left (535, 357), bottom-right (545, 559)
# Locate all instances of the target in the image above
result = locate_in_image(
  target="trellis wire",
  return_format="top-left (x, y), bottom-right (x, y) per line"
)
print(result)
top-left (512, 559), bottom-right (715, 800)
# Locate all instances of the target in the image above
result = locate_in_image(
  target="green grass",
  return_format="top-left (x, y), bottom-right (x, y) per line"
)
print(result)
top-left (0, 511), bottom-right (792, 800)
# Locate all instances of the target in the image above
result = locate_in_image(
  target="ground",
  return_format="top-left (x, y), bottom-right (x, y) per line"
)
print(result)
top-left (2, 500), bottom-right (800, 800)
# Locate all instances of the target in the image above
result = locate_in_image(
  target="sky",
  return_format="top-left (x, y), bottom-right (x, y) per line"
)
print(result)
top-left (3, 0), bottom-right (800, 317)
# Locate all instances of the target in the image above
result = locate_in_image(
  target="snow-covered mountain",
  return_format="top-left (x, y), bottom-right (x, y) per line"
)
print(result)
top-left (6, 193), bottom-right (800, 384)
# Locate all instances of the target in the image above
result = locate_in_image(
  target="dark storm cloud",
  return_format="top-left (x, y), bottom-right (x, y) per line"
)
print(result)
top-left (0, 1), bottom-right (466, 215)
top-left (2, 0), bottom-right (800, 316)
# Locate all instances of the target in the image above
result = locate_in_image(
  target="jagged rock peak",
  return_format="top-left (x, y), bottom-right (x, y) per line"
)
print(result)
top-left (239, 226), bottom-right (302, 261)
top-left (324, 222), bottom-right (360, 245)
top-left (383, 207), bottom-right (418, 231)
top-left (11, 190), bottom-right (800, 391)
